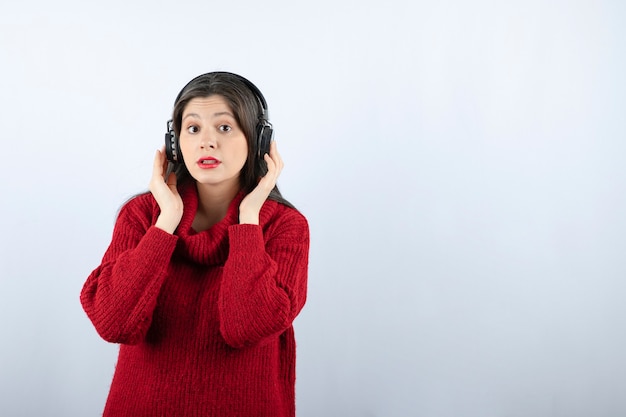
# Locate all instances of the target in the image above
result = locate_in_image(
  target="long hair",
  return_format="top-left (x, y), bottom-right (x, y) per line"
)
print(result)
top-left (171, 71), bottom-right (294, 209)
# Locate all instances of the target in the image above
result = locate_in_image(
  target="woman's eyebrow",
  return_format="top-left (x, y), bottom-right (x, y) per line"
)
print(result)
top-left (182, 111), bottom-right (235, 121)
top-left (212, 111), bottom-right (235, 118)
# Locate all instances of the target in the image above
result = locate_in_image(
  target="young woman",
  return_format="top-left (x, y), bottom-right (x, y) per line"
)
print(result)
top-left (81, 72), bottom-right (309, 417)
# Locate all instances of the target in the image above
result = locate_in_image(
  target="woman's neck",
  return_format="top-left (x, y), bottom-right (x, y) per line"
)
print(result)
top-left (192, 182), bottom-right (241, 231)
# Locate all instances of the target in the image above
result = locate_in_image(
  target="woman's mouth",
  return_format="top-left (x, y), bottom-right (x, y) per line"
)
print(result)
top-left (197, 157), bottom-right (221, 169)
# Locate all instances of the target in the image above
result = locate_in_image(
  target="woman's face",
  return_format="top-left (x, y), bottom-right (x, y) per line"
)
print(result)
top-left (179, 95), bottom-right (248, 192)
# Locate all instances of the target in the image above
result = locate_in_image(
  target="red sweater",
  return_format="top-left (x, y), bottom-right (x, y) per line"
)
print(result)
top-left (80, 184), bottom-right (309, 417)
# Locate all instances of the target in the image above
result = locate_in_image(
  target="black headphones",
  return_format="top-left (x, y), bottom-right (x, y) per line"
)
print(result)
top-left (164, 72), bottom-right (273, 167)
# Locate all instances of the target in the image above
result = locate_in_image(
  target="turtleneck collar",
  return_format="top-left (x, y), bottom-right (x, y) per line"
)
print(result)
top-left (173, 183), bottom-right (245, 266)
top-left (169, 183), bottom-right (280, 266)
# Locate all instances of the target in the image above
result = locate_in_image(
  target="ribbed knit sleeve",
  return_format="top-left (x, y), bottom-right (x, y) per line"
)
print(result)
top-left (80, 198), bottom-right (178, 345)
top-left (218, 209), bottom-right (309, 348)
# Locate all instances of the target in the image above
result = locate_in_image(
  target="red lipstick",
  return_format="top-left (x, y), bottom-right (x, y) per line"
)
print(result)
top-left (197, 156), bottom-right (221, 169)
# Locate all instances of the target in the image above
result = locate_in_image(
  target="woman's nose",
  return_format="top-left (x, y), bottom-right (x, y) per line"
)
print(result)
top-left (200, 130), bottom-right (216, 149)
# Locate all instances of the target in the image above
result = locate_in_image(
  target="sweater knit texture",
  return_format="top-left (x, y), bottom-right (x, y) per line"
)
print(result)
top-left (80, 183), bottom-right (309, 417)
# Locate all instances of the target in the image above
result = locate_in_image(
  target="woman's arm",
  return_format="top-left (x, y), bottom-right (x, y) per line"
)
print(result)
top-left (218, 210), bottom-right (309, 348)
top-left (80, 199), bottom-right (178, 345)
top-left (81, 148), bottom-right (183, 345)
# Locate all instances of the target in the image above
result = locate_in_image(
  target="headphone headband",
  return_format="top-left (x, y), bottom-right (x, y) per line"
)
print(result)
top-left (174, 71), bottom-right (269, 120)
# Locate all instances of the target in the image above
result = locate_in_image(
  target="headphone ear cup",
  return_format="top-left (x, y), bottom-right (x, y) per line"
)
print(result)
top-left (257, 121), bottom-right (273, 161)
top-left (165, 128), bottom-right (182, 163)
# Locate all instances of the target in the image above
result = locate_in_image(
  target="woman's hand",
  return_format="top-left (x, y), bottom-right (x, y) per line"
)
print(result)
top-left (149, 146), bottom-right (184, 234)
top-left (239, 141), bottom-right (284, 225)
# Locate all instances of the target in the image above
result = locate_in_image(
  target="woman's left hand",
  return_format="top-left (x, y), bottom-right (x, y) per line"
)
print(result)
top-left (239, 141), bottom-right (284, 225)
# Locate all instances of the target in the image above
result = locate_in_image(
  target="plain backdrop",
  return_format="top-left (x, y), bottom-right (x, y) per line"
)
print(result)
top-left (1, 1), bottom-right (625, 416)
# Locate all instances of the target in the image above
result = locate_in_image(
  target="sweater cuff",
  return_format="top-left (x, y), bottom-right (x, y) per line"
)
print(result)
top-left (228, 224), bottom-right (265, 254)
top-left (137, 226), bottom-right (179, 260)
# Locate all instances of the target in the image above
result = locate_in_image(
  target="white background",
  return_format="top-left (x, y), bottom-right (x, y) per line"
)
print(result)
top-left (1, 1), bottom-right (625, 416)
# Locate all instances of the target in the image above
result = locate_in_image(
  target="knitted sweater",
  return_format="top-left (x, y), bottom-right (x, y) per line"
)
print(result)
top-left (80, 184), bottom-right (309, 417)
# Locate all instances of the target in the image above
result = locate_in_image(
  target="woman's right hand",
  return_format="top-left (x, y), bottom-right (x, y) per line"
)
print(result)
top-left (149, 146), bottom-right (184, 234)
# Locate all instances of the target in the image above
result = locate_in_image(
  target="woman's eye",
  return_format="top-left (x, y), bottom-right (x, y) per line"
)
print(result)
top-left (187, 125), bottom-right (199, 134)
top-left (219, 125), bottom-right (232, 132)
